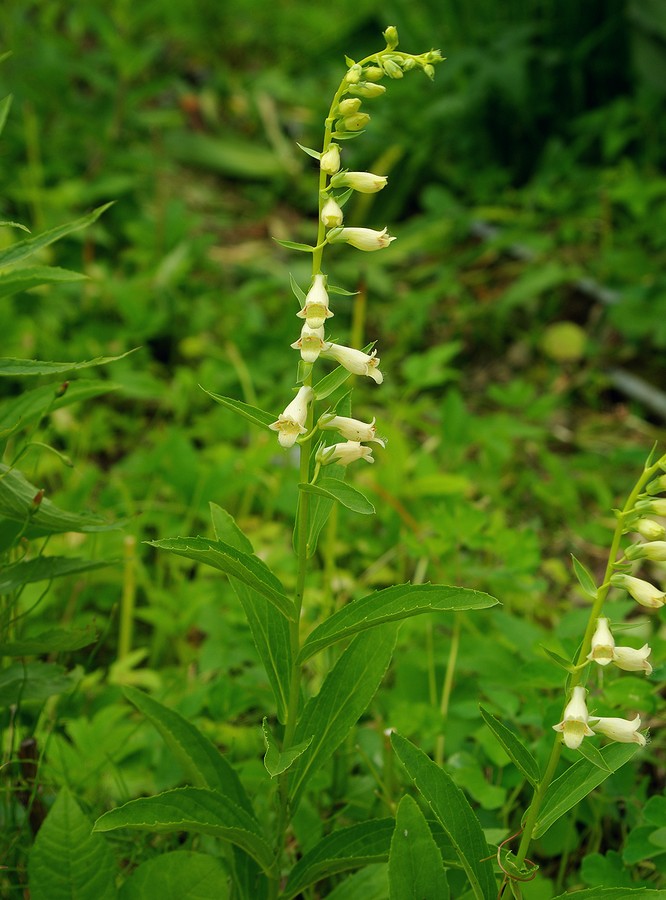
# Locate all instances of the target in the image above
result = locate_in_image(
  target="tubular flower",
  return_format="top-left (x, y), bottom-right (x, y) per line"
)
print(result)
top-left (320, 144), bottom-right (341, 175)
top-left (552, 686), bottom-right (594, 750)
top-left (297, 274), bottom-right (333, 329)
top-left (268, 386), bottom-right (313, 449)
top-left (587, 617), bottom-right (615, 666)
top-left (331, 171), bottom-right (388, 193)
top-left (317, 440), bottom-right (374, 466)
top-left (589, 714), bottom-right (646, 746)
top-left (321, 197), bottom-right (344, 229)
top-left (320, 414), bottom-right (385, 445)
top-left (612, 644), bottom-right (653, 676)
top-left (321, 343), bottom-right (383, 384)
top-left (290, 323), bottom-right (328, 363)
top-left (610, 573), bottom-right (665, 609)
top-left (329, 226), bottom-right (395, 251)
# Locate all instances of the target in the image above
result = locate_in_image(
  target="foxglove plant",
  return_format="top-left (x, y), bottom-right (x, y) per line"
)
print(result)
top-left (92, 27), bottom-right (503, 899)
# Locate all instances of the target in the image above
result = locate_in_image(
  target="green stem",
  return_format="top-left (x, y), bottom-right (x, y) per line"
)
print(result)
top-left (515, 454), bottom-right (664, 865)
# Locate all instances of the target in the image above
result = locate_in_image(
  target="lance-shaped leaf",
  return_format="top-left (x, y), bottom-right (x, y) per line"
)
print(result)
top-left (391, 732), bottom-right (496, 900)
top-left (293, 466), bottom-right (347, 559)
top-left (283, 819), bottom-right (395, 900)
top-left (298, 584), bottom-right (498, 664)
top-left (299, 478), bottom-right (375, 516)
top-left (148, 535), bottom-right (295, 621)
top-left (288, 626), bottom-right (398, 811)
top-left (0, 556), bottom-right (110, 594)
top-left (0, 266), bottom-right (87, 301)
top-left (28, 788), bottom-right (117, 900)
top-left (533, 743), bottom-right (640, 839)
top-left (94, 787), bottom-right (275, 876)
top-left (551, 890), bottom-right (666, 899)
top-left (312, 364), bottom-right (353, 401)
top-left (0, 94), bottom-right (12, 138)
top-left (0, 627), bottom-right (97, 657)
top-left (0, 203), bottom-right (113, 269)
top-left (479, 707), bottom-right (540, 787)
top-left (124, 687), bottom-right (255, 817)
top-left (200, 387), bottom-right (276, 431)
top-left (210, 503), bottom-right (291, 721)
top-left (119, 851), bottom-right (229, 900)
top-left (571, 554), bottom-right (598, 599)
top-left (389, 795), bottom-right (450, 900)
top-left (0, 380), bottom-right (120, 435)
top-left (262, 718), bottom-right (312, 778)
top-left (0, 464), bottom-right (119, 537)
top-left (0, 350), bottom-right (135, 377)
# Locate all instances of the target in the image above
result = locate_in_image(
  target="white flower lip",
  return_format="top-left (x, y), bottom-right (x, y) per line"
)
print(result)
top-left (290, 323), bottom-right (329, 363)
top-left (297, 274), bottom-right (334, 329)
top-left (587, 617), bottom-right (615, 666)
top-left (612, 644), bottom-right (653, 675)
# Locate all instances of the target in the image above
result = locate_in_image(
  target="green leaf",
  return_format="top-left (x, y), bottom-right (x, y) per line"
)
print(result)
top-left (0, 203), bottom-right (113, 270)
top-left (149, 535), bottom-right (295, 621)
top-left (533, 743), bottom-right (640, 839)
top-left (164, 131), bottom-right (281, 180)
top-left (123, 686), bottom-right (255, 817)
top-left (572, 555), bottom-right (598, 598)
top-left (299, 477), bottom-right (375, 515)
top-left (94, 787), bottom-right (275, 875)
top-left (551, 890), bottom-right (666, 899)
top-left (0, 556), bottom-right (109, 594)
top-left (293, 465), bottom-right (347, 559)
top-left (289, 626), bottom-right (398, 811)
top-left (298, 584), bottom-right (498, 664)
top-left (283, 819), bottom-right (395, 900)
top-left (332, 130), bottom-right (365, 140)
top-left (119, 851), bottom-right (229, 900)
top-left (273, 238), bottom-right (315, 252)
top-left (28, 788), bottom-right (117, 900)
top-left (312, 364), bottom-right (353, 401)
top-left (0, 351), bottom-right (134, 377)
top-left (210, 503), bottom-right (291, 721)
top-left (262, 718), bottom-right (312, 777)
top-left (0, 94), bottom-right (12, 138)
top-left (540, 645), bottom-right (575, 672)
top-left (289, 272), bottom-right (307, 304)
top-left (0, 266), bottom-right (87, 300)
top-left (200, 387), bottom-right (276, 431)
top-left (624, 826), bottom-right (666, 864)
top-left (479, 707), bottom-right (540, 787)
top-left (0, 463), bottom-right (119, 538)
top-left (576, 738), bottom-right (612, 772)
top-left (0, 627), bottom-right (97, 656)
top-left (0, 661), bottom-right (77, 706)
top-left (0, 220), bottom-right (30, 233)
top-left (296, 142), bottom-right (321, 161)
top-left (0, 379), bottom-right (120, 435)
top-left (391, 732), bottom-right (496, 900)
top-left (327, 284), bottom-right (358, 296)
top-left (389, 795), bottom-right (449, 899)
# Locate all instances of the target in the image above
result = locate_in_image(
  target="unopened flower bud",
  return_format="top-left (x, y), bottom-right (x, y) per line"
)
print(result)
top-left (337, 98), bottom-right (362, 116)
top-left (345, 64), bottom-right (363, 84)
top-left (610, 573), bottom-right (665, 608)
top-left (339, 112), bottom-right (371, 132)
top-left (321, 197), bottom-right (344, 228)
top-left (383, 26), bottom-right (399, 49)
top-left (297, 273), bottom-right (334, 328)
top-left (320, 144), bottom-right (341, 175)
top-left (290, 323), bottom-right (328, 363)
top-left (382, 58), bottom-right (403, 79)
top-left (268, 386), bottom-right (313, 448)
top-left (317, 440), bottom-right (375, 466)
top-left (331, 171), bottom-right (388, 193)
top-left (589, 714), bottom-right (646, 746)
top-left (640, 498), bottom-right (666, 516)
top-left (635, 518), bottom-right (666, 541)
top-left (402, 58), bottom-right (416, 72)
top-left (587, 617), bottom-right (614, 666)
top-left (423, 64), bottom-right (435, 80)
top-left (364, 66), bottom-right (385, 82)
top-left (626, 541), bottom-right (666, 562)
top-left (646, 475), bottom-right (666, 495)
top-left (329, 226), bottom-right (396, 251)
top-left (348, 82), bottom-right (387, 98)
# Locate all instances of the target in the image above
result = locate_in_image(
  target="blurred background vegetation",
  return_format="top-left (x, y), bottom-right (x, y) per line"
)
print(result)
top-left (1, 0), bottom-right (665, 894)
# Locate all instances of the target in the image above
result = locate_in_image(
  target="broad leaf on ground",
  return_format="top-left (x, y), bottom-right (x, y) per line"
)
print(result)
top-left (119, 851), bottom-right (229, 900)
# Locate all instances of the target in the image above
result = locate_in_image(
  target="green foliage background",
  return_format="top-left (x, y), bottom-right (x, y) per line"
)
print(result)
top-left (1, 0), bottom-right (665, 896)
